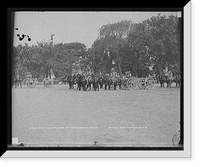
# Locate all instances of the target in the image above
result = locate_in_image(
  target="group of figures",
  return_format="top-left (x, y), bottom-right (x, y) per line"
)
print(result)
top-left (61, 72), bottom-right (181, 91)
top-left (157, 74), bottom-right (181, 88)
top-left (12, 71), bottom-right (181, 90)
top-left (63, 73), bottom-right (122, 91)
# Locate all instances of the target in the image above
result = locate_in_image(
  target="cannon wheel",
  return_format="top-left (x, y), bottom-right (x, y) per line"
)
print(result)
top-left (43, 78), bottom-right (53, 88)
top-left (146, 77), bottom-right (155, 89)
top-left (137, 78), bottom-right (146, 89)
top-left (121, 79), bottom-right (129, 90)
top-left (172, 131), bottom-right (180, 145)
top-left (127, 77), bottom-right (138, 89)
top-left (27, 78), bottom-right (37, 88)
top-left (22, 78), bottom-right (30, 87)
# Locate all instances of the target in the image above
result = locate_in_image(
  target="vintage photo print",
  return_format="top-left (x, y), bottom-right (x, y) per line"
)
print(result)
top-left (4, 3), bottom-right (191, 157)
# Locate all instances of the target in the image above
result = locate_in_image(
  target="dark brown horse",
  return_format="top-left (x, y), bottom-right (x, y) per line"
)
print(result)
top-left (157, 74), bottom-right (167, 87)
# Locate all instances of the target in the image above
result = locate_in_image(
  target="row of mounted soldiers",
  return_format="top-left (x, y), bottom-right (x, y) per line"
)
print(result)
top-left (61, 73), bottom-right (181, 91)
top-left (157, 74), bottom-right (181, 88)
top-left (12, 71), bottom-right (181, 89)
top-left (63, 73), bottom-right (122, 91)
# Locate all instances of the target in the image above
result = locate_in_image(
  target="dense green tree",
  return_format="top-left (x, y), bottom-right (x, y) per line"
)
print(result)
top-left (97, 20), bottom-right (134, 77)
top-left (12, 14), bottom-right (181, 80)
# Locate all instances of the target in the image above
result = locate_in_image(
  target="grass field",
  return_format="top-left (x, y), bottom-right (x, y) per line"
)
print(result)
top-left (12, 85), bottom-right (180, 147)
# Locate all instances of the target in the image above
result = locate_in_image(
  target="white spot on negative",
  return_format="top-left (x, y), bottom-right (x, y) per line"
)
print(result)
top-left (12, 137), bottom-right (18, 145)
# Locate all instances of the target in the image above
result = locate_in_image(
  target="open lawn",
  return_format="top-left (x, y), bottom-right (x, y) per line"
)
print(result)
top-left (12, 85), bottom-right (180, 147)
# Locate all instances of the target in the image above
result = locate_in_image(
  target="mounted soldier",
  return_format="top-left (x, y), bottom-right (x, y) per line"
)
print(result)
top-left (87, 73), bottom-right (95, 90)
top-left (173, 73), bottom-right (181, 87)
top-left (112, 76), bottom-right (118, 90)
top-left (107, 75), bottom-right (112, 90)
top-left (157, 73), bottom-right (166, 87)
top-left (60, 74), bottom-right (68, 85)
top-left (82, 74), bottom-right (87, 91)
top-left (67, 75), bottom-right (73, 89)
top-left (76, 74), bottom-right (82, 91)
top-left (76, 73), bottom-right (87, 91)
top-left (103, 74), bottom-right (110, 90)
top-left (13, 72), bottom-right (22, 88)
top-left (118, 77), bottom-right (122, 90)
top-left (98, 75), bottom-right (103, 89)
top-left (93, 76), bottom-right (100, 91)
top-left (102, 75), bottom-right (108, 90)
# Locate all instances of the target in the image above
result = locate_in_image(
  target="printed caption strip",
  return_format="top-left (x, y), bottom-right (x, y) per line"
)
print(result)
top-left (30, 126), bottom-right (148, 129)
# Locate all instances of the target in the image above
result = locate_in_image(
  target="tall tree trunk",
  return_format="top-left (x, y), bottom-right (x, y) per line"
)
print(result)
top-left (93, 62), bottom-right (97, 75)
top-left (159, 57), bottom-right (163, 76)
top-left (68, 60), bottom-right (72, 76)
top-left (45, 65), bottom-right (51, 78)
top-left (118, 60), bottom-right (122, 78)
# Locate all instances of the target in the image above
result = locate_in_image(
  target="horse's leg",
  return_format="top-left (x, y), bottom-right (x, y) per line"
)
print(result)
top-left (92, 82), bottom-right (95, 91)
top-left (82, 82), bottom-right (86, 91)
top-left (89, 82), bottom-right (91, 90)
top-left (119, 83), bottom-right (121, 90)
top-left (100, 83), bottom-right (103, 89)
top-left (167, 81), bottom-right (169, 87)
top-left (169, 80), bottom-right (172, 87)
top-left (105, 84), bottom-right (107, 90)
top-left (161, 81), bottom-right (163, 87)
top-left (89, 83), bottom-right (91, 90)
top-left (78, 83), bottom-right (81, 91)
top-left (84, 81), bottom-right (87, 91)
top-left (114, 84), bottom-right (116, 90)
top-left (20, 81), bottom-right (22, 88)
top-left (108, 84), bottom-right (111, 90)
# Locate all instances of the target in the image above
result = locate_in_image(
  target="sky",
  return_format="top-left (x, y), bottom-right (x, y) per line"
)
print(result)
top-left (13, 11), bottom-right (180, 48)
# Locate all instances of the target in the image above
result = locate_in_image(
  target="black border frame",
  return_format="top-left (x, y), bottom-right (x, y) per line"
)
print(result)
top-left (4, 5), bottom-right (188, 156)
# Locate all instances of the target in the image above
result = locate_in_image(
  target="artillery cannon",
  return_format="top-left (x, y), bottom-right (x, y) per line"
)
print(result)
top-left (121, 76), bottom-right (156, 90)
top-left (23, 74), bottom-right (53, 88)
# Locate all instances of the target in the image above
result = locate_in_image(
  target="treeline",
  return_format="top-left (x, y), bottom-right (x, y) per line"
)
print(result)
top-left (13, 14), bottom-right (181, 80)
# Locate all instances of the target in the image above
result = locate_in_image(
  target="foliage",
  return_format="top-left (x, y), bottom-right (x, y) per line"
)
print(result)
top-left (12, 14), bottom-right (181, 79)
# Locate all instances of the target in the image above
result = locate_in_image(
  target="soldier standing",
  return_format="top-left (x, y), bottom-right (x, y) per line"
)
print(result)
top-left (118, 77), bottom-right (122, 90)
top-left (103, 75), bottom-right (108, 90)
top-left (113, 77), bottom-right (117, 90)
top-left (107, 76), bottom-right (112, 90)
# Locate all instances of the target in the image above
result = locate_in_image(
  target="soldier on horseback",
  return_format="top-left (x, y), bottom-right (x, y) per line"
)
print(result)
top-left (93, 76), bottom-right (99, 91)
top-left (76, 73), bottom-right (87, 91)
top-left (157, 73), bottom-right (166, 87)
top-left (98, 75), bottom-right (103, 89)
top-left (67, 75), bottom-right (73, 89)
top-left (112, 76), bottom-right (117, 90)
top-left (103, 74), bottom-right (110, 90)
top-left (86, 73), bottom-right (95, 91)
top-left (13, 72), bottom-right (22, 88)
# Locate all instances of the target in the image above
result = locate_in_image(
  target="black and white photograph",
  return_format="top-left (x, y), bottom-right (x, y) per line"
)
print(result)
top-left (5, 5), bottom-right (192, 158)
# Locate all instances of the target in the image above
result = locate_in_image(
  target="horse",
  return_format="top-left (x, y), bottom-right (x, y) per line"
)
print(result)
top-left (86, 74), bottom-right (95, 90)
top-left (104, 75), bottom-right (112, 90)
top-left (66, 75), bottom-right (73, 89)
top-left (93, 76), bottom-right (100, 91)
top-left (60, 75), bottom-right (68, 85)
top-left (113, 77), bottom-right (122, 90)
top-left (13, 78), bottom-right (22, 88)
top-left (98, 75), bottom-right (104, 89)
top-left (157, 74), bottom-right (167, 87)
top-left (76, 74), bottom-right (87, 91)
top-left (102, 76), bottom-right (108, 90)
top-left (173, 74), bottom-right (181, 87)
